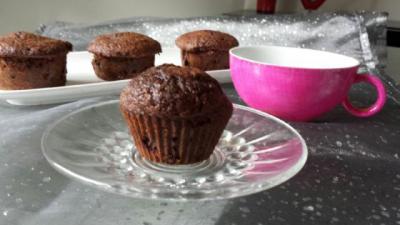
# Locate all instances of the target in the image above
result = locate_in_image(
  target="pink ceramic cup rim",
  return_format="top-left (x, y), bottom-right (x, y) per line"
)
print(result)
top-left (229, 45), bottom-right (360, 70)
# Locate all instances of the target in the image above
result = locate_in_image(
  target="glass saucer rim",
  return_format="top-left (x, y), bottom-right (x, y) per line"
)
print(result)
top-left (41, 99), bottom-right (308, 201)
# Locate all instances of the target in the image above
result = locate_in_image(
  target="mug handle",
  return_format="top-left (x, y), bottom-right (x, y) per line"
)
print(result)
top-left (342, 73), bottom-right (386, 117)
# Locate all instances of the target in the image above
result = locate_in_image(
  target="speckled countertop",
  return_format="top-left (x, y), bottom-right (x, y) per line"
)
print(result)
top-left (0, 81), bottom-right (399, 225)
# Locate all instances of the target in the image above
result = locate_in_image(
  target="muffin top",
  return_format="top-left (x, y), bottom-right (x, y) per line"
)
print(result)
top-left (120, 64), bottom-right (232, 118)
top-left (0, 32), bottom-right (72, 57)
top-left (88, 32), bottom-right (161, 58)
top-left (175, 30), bottom-right (239, 52)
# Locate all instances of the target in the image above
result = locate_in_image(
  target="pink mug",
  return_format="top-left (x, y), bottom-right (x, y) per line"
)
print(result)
top-left (229, 46), bottom-right (386, 121)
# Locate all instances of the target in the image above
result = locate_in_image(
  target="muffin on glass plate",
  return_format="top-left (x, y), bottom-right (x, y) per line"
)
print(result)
top-left (120, 64), bottom-right (233, 165)
top-left (88, 32), bottom-right (161, 81)
top-left (175, 30), bottom-right (238, 71)
top-left (0, 31), bottom-right (72, 90)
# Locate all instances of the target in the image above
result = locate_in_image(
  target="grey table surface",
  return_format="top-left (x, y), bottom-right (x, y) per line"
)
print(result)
top-left (0, 78), bottom-right (400, 225)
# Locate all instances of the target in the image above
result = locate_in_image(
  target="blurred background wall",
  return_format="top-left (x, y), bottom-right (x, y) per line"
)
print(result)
top-left (0, 0), bottom-right (244, 34)
top-left (0, 0), bottom-right (399, 34)
top-left (246, 0), bottom-right (400, 20)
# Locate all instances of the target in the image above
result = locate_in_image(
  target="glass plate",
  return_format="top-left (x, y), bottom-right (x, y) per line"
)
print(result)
top-left (41, 100), bottom-right (307, 201)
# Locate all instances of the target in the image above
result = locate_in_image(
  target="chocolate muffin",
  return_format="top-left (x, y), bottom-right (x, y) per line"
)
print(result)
top-left (88, 32), bottom-right (161, 81)
top-left (120, 64), bottom-right (233, 165)
top-left (176, 30), bottom-right (239, 71)
top-left (0, 32), bottom-right (72, 90)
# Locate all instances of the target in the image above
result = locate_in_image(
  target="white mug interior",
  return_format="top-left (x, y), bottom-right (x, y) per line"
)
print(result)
top-left (230, 46), bottom-right (360, 69)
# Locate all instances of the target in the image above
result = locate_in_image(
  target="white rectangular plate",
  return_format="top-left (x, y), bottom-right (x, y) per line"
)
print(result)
top-left (0, 48), bottom-right (231, 105)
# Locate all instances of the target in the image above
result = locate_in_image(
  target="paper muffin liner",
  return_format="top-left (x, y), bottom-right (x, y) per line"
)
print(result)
top-left (92, 55), bottom-right (155, 81)
top-left (121, 108), bottom-right (229, 165)
top-left (180, 50), bottom-right (229, 71)
top-left (0, 55), bottom-right (67, 90)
